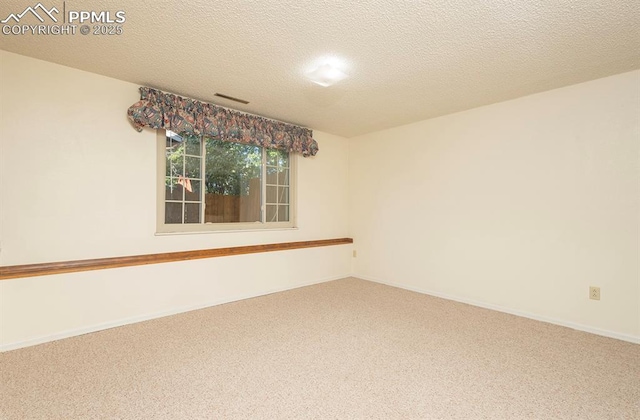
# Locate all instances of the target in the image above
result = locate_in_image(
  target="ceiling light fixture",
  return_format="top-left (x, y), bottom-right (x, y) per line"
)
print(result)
top-left (305, 63), bottom-right (348, 87)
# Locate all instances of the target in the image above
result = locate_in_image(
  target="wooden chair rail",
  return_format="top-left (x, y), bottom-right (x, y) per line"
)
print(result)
top-left (0, 238), bottom-right (353, 280)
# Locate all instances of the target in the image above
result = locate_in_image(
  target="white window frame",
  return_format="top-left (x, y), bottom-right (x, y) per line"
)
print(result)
top-left (156, 130), bottom-right (297, 234)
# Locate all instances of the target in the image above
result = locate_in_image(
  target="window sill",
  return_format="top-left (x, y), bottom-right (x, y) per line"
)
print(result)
top-left (154, 226), bottom-right (299, 236)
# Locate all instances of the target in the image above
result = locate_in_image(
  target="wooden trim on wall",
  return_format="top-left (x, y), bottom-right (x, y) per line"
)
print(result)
top-left (0, 238), bottom-right (353, 281)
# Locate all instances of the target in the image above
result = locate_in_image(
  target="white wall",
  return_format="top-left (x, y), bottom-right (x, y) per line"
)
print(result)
top-left (0, 51), bottom-right (352, 350)
top-left (349, 70), bottom-right (640, 342)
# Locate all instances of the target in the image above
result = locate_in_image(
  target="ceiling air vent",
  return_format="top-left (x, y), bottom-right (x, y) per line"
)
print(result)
top-left (214, 93), bottom-right (249, 104)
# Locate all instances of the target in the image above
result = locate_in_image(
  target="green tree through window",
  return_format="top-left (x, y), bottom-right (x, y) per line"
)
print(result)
top-left (162, 131), bottom-right (292, 228)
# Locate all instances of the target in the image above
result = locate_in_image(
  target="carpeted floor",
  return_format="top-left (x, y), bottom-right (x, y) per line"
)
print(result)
top-left (1, 277), bottom-right (638, 419)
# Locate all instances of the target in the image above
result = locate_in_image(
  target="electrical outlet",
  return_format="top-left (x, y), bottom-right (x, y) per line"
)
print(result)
top-left (352, 250), bottom-right (357, 258)
top-left (589, 286), bottom-right (600, 301)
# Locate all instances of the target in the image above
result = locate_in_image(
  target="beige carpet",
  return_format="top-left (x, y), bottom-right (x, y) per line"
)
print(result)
top-left (1, 277), bottom-right (638, 419)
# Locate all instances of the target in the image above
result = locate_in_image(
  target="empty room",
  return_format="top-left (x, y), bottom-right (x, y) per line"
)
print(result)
top-left (0, 1), bottom-right (638, 419)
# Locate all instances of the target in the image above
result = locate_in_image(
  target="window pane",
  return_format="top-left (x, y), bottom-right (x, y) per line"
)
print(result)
top-left (266, 186), bottom-right (277, 203)
top-left (185, 135), bottom-right (201, 156)
top-left (165, 178), bottom-right (183, 200)
top-left (166, 136), bottom-right (184, 177)
top-left (185, 156), bottom-right (201, 179)
top-left (278, 187), bottom-right (289, 204)
top-left (266, 205), bottom-right (277, 222)
top-left (165, 202), bottom-right (182, 224)
top-left (184, 180), bottom-right (201, 202)
top-left (278, 205), bottom-right (289, 222)
top-left (266, 149), bottom-right (288, 167)
top-left (266, 149), bottom-right (279, 166)
top-left (242, 177), bottom-right (262, 222)
top-left (166, 155), bottom-right (183, 177)
top-left (266, 166), bottom-right (277, 185)
top-left (204, 139), bottom-right (262, 223)
top-left (165, 155), bottom-right (172, 176)
top-left (278, 152), bottom-right (289, 168)
top-left (184, 203), bottom-right (201, 223)
top-left (278, 169), bottom-right (289, 185)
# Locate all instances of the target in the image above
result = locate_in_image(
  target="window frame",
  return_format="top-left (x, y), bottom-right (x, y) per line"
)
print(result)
top-left (156, 130), bottom-right (297, 234)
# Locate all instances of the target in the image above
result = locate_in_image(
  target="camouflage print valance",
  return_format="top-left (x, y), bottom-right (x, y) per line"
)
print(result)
top-left (127, 87), bottom-right (318, 157)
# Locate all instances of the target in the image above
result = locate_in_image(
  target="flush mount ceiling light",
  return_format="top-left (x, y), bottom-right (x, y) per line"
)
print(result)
top-left (305, 63), bottom-right (349, 87)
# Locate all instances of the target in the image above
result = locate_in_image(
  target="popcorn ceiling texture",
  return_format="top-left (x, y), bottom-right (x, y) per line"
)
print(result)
top-left (1, 278), bottom-right (638, 419)
top-left (0, 0), bottom-right (638, 137)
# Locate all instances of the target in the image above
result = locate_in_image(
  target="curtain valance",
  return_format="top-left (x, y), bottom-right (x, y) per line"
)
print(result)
top-left (127, 87), bottom-right (318, 157)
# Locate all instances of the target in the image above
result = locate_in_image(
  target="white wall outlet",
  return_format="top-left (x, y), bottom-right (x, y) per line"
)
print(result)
top-left (589, 286), bottom-right (600, 300)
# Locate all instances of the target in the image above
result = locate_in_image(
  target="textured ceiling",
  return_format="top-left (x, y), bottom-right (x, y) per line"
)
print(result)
top-left (1, 0), bottom-right (639, 137)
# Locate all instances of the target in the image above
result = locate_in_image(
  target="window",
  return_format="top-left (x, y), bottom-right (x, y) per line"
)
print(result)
top-left (157, 130), bottom-right (295, 232)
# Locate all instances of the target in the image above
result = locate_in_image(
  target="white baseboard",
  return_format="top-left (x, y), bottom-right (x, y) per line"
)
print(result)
top-left (355, 274), bottom-right (640, 345)
top-left (0, 274), bottom-right (349, 353)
